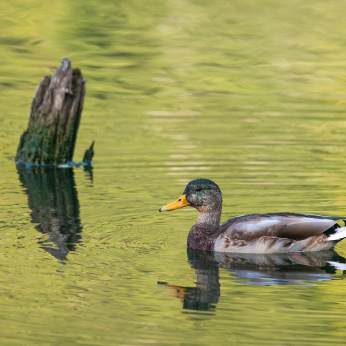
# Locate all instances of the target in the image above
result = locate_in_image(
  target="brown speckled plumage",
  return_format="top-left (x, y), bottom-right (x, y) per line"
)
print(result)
top-left (187, 224), bottom-right (216, 251)
top-left (160, 179), bottom-right (346, 253)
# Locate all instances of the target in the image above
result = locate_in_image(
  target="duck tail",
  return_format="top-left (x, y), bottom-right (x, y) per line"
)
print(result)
top-left (328, 226), bottom-right (346, 241)
top-left (327, 261), bottom-right (346, 270)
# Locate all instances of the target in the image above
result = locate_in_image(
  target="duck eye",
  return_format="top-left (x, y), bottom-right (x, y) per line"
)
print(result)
top-left (195, 187), bottom-right (202, 192)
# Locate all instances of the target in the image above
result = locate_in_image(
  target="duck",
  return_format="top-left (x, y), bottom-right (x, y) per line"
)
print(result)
top-left (159, 178), bottom-right (346, 253)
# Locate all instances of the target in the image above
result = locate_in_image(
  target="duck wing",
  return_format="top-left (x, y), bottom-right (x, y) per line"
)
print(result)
top-left (220, 213), bottom-right (346, 241)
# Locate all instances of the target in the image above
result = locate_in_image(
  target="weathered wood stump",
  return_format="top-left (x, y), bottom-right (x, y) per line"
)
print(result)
top-left (15, 58), bottom-right (94, 166)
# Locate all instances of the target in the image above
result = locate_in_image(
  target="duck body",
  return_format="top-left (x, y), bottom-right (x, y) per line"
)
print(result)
top-left (160, 179), bottom-right (346, 254)
top-left (214, 212), bottom-right (344, 253)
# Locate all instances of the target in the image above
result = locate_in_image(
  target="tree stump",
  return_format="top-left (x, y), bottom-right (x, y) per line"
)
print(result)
top-left (15, 58), bottom-right (94, 166)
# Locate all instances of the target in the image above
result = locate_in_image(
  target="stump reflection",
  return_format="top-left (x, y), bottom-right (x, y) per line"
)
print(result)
top-left (18, 167), bottom-right (83, 260)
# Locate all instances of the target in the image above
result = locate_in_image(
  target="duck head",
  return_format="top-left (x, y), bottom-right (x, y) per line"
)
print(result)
top-left (159, 178), bottom-right (222, 214)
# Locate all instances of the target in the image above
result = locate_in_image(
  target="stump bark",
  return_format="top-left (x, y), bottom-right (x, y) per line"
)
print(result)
top-left (15, 58), bottom-right (93, 166)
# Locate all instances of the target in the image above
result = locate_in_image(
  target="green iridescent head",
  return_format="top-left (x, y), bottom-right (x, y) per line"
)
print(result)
top-left (159, 178), bottom-right (222, 212)
top-left (183, 179), bottom-right (222, 208)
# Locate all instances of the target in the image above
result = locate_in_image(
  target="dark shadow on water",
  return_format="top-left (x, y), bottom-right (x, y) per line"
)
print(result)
top-left (159, 248), bottom-right (346, 312)
top-left (84, 166), bottom-right (93, 185)
top-left (17, 166), bottom-right (83, 260)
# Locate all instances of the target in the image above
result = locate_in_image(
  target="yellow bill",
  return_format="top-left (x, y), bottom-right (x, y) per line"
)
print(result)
top-left (159, 194), bottom-right (190, 212)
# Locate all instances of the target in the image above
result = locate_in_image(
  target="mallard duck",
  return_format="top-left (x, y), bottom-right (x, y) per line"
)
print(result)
top-left (159, 178), bottom-right (346, 253)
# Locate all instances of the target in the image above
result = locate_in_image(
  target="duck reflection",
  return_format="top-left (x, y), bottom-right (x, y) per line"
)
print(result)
top-left (160, 248), bottom-right (346, 311)
top-left (17, 167), bottom-right (85, 260)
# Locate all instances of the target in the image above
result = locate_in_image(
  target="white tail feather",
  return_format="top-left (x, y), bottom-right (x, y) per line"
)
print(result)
top-left (328, 226), bottom-right (346, 241)
top-left (328, 261), bottom-right (346, 270)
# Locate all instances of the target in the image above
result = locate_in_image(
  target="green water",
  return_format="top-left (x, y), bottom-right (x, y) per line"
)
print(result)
top-left (2, 0), bottom-right (346, 344)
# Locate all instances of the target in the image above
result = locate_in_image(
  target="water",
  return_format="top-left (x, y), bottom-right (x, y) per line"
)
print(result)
top-left (1, 0), bottom-right (346, 344)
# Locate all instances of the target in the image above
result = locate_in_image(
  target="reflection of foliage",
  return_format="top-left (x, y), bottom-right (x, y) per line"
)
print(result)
top-left (2, 0), bottom-right (346, 344)
top-left (18, 167), bottom-right (82, 260)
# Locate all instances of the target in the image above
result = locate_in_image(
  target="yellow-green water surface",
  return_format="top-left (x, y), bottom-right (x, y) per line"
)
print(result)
top-left (1, 0), bottom-right (346, 345)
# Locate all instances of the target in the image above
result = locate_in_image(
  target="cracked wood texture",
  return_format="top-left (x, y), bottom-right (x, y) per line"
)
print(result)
top-left (15, 58), bottom-right (86, 165)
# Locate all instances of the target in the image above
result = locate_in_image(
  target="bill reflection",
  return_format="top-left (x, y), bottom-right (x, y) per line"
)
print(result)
top-left (160, 248), bottom-right (346, 311)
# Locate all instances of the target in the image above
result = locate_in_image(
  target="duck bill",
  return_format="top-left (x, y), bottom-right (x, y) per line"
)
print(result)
top-left (159, 194), bottom-right (190, 212)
